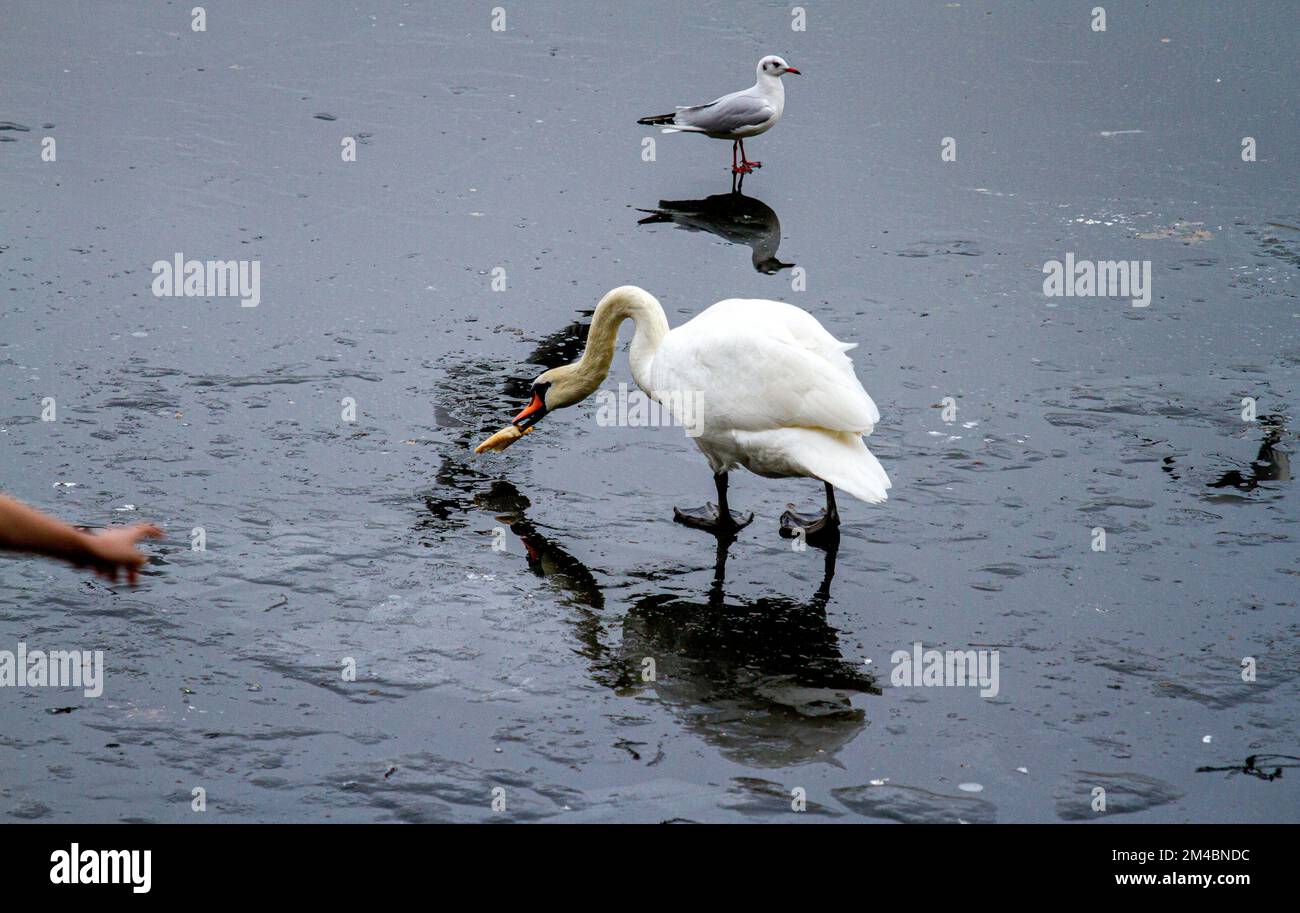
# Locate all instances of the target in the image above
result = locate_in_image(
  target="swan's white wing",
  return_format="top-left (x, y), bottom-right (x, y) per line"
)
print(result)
top-left (650, 299), bottom-right (880, 434)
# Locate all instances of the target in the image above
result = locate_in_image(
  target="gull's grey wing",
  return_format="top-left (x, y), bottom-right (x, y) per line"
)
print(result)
top-left (675, 90), bottom-right (775, 134)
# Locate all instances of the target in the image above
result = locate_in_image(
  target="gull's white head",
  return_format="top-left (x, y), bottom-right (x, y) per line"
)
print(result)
top-left (758, 55), bottom-right (801, 78)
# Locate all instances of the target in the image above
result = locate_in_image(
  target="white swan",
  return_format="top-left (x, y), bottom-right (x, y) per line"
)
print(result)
top-left (478, 286), bottom-right (890, 540)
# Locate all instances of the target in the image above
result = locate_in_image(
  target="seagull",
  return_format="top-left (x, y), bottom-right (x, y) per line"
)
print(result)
top-left (637, 55), bottom-right (801, 174)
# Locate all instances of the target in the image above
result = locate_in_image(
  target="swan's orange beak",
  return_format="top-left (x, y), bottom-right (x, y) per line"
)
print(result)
top-left (512, 390), bottom-right (547, 429)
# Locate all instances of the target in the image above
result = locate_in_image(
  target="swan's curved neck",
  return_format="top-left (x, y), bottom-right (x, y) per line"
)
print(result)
top-left (574, 286), bottom-right (669, 394)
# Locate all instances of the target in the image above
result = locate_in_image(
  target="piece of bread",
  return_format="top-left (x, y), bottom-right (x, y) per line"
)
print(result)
top-left (474, 424), bottom-right (532, 454)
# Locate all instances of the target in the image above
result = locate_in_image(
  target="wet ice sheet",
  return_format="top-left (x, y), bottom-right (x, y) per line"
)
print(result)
top-left (0, 1), bottom-right (1296, 822)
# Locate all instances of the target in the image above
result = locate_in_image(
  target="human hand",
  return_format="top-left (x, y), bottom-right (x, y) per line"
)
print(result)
top-left (80, 524), bottom-right (164, 585)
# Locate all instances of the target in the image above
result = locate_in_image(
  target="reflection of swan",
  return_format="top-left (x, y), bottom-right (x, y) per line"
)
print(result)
top-left (616, 540), bottom-right (877, 766)
top-left (466, 481), bottom-right (876, 767)
top-left (475, 481), bottom-right (604, 609)
top-left (473, 481), bottom-right (629, 686)
top-left (486, 286), bottom-right (891, 543)
top-left (637, 191), bottom-right (794, 274)
top-left (502, 315), bottom-right (593, 401)
top-left (419, 318), bottom-right (596, 534)
top-left (1208, 414), bottom-right (1291, 492)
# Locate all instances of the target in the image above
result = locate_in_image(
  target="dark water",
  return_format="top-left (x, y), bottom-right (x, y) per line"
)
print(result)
top-left (1, 1), bottom-right (1296, 822)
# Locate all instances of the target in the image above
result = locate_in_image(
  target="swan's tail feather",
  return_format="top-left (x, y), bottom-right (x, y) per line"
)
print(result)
top-left (811, 433), bottom-right (892, 505)
top-left (730, 428), bottom-right (892, 506)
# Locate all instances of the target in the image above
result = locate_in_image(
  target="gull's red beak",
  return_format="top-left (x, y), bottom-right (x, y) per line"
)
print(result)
top-left (512, 390), bottom-right (547, 428)
top-left (785, 66), bottom-right (801, 75)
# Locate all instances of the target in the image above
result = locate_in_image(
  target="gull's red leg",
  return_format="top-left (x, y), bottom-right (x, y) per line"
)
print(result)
top-left (733, 139), bottom-right (753, 174)
top-left (740, 138), bottom-right (761, 170)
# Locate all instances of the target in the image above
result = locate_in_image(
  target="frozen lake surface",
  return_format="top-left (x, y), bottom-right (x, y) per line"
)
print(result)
top-left (0, 1), bottom-right (1296, 822)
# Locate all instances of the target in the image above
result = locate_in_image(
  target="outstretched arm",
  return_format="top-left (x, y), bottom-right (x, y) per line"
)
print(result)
top-left (0, 494), bottom-right (162, 585)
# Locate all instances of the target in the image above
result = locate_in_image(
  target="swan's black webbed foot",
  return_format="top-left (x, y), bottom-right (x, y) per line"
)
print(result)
top-left (779, 507), bottom-right (840, 547)
top-left (673, 503), bottom-right (754, 534)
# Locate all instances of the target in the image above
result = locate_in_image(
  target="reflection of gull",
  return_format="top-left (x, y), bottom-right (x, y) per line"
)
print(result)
top-left (638, 191), bottom-right (794, 274)
top-left (637, 55), bottom-right (800, 174)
